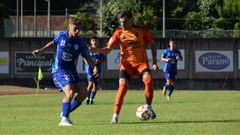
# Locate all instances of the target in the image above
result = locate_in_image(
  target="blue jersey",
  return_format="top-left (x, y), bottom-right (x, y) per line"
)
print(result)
top-left (85, 52), bottom-right (104, 83)
top-left (162, 49), bottom-right (182, 75)
top-left (52, 31), bottom-right (91, 73)
top-left (90, 51), bottom-right (104, 68)
top-left (85, 52), bottom-right (104, 74)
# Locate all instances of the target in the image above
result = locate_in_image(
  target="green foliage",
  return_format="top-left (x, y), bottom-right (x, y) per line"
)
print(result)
top-left (213, 17), bottom-right (233, 29)
top-left (214, 0), bottom-right (240, 31)
top-left (201, 28), bottom-right (232, 38)
top-left (184, 12), bottom-right (213, 30)
top-left (102, 12), bottom-right (119, 36)
top-left (233, 22), bottom-right (240, 37)
top-left (63, 13), bottom-right (97, 37)
top-left (75, 12), bottom-right (97, 37)
top-left (184, 0), bottom-right (218, 30)
top-left (133, 6), bottom-right (158, 29)
top-left (101, 0), bottom-right (142, 36)
top-left (198, 0), bottom-right (219, 16)
top-left (217, 0), bottom-right (240, 18)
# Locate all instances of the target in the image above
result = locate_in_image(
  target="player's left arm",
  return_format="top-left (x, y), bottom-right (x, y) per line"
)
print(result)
top-left (144, 29), bottom-right (158, 71)
top-left (84, 57), bottom-right (99, 76)
top-left (176, 50), bottom-right (183, 61)
top-left (81, 42), bottom-right (99, 76)
top-left (95, 54), bottom-right (105, 64)
top-left (148, 40), bottom-right (158, 71)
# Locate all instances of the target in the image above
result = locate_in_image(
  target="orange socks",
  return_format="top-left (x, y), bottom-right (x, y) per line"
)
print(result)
top-left (114, 84), bottom-right (128, 114)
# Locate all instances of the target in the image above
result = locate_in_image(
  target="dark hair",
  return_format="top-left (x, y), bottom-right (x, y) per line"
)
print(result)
top-left (169, 38), bottom-right (174, 42)
top-left (119, 10), bottom-right (133, 19)
top-left (90, 36), bottom-right (98, 40)
top-left (68, 17), bottom-right (80, 25)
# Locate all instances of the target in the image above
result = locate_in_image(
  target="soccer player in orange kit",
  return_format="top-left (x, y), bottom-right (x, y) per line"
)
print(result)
top-left (90, 10), bottom-right (159, 124)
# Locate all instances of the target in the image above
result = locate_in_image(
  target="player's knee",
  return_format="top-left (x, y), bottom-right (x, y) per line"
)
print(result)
top-left (167, 80), bottom-right (174, 86)
top-left (169, 81), bottom-right (175, 87)
top-left (119, 78), bottom-right (128, 86)
top-left (143, 74), bottom-right (152, 84)
top-left (64, 90), bottom-right (74, 101)
top-left (166, 81), bottom-right (170, 86)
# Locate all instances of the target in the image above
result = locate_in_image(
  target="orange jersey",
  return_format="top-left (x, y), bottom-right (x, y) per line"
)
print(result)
top-left (107, 27), bottom-right (154, 65)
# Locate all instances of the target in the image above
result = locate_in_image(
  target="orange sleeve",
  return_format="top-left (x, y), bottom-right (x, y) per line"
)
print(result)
top-left (143, 29), bottom-right (154, 43)
top-left (107, 30), bottom-right (120, 49)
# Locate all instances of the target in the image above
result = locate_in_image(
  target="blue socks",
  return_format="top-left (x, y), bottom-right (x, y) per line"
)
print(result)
top-left (62, 102), bottom-right (71, 117)
top-left (70, 98), bottom-right (81, 112)
top-left (168, 86), bottom-right (174, 96)
top-left (89, 91), bottom-right (96, 101)
top-left (87, 91), bottom-right (91, 101)
top-left (62, 98), bottom-right (81, 118)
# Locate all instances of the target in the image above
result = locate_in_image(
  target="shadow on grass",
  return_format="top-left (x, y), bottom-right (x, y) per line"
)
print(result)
top-left (120, 119), bottom-right (240, 125)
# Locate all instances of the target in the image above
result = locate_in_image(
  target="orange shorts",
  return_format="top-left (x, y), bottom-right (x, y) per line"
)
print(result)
top-left (119, 62), bottom-right (150, 80)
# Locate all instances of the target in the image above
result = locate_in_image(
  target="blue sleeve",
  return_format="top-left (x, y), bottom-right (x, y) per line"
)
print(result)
top-left (162, 50), bottom-right (167, 58)
top-left (52, 32), bottom-right (62, 46)
top-left (80, 39), bottom-right (91, 58)
top-left (177, 49), bottom-right (183, 58)
top-left (96, 53), bottom-right (103, 60)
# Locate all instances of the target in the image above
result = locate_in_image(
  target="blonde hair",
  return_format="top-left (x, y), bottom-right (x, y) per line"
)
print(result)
top-left (68, 17), bottom-right (80, 26)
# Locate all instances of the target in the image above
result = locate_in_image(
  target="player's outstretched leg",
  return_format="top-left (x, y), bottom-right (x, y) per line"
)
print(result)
top-left (59, 85), bottom-right (74, 126)
top-left (111, 79), bottom-right (128, 124)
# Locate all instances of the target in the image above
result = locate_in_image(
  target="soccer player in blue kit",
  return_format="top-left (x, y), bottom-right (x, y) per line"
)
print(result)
top-left (161, 39), bottom-right (183, 100)
top-left (32, 17), bottom-right (98, 126)
top-left (85, 36), bottom-right (105, 105)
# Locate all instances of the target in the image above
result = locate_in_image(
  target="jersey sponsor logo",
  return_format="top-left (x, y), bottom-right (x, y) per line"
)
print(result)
top-left (199, 52), bottom-right (230, 70)
top-left (61, 51), bottom-right (73, 62)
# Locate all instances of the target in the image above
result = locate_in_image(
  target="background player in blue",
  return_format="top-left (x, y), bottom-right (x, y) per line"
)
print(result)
top-left (84, 36), bottom-right (105, 105)
top-left (32, 17), bottom-right (98, 126)
top-left (161, 39), bottom-right (183, 100)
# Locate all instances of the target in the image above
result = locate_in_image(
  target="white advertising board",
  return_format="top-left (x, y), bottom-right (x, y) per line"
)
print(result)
top-left (195, 51), bottom-right (233, 72)
top-left (107, 49), bottom-right (185, 70)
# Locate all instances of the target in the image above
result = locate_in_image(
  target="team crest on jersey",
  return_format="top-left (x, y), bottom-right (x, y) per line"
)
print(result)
top-left (74, 44), bottom-right (79, 50)
top-left (60, 40), bottom-right (66, 46)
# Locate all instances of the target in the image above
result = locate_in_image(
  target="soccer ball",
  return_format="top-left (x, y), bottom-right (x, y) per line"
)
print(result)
top-left (136, 104), bottom-right (152, 120)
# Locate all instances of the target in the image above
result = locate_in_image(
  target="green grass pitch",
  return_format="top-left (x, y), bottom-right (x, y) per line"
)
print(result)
top-left (0, 90), bottom-right (240, 135)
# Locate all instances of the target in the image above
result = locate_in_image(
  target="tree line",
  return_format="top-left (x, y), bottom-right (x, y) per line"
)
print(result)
top-left (1, 0), bottom-right (240, 37)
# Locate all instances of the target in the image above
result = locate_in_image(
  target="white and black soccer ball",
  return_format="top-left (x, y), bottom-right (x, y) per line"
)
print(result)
top-left (136, 104), bottom-right (153, 120)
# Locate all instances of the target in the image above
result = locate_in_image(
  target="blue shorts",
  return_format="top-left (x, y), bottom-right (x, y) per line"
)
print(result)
top-left (85, 65), bottom-right (101, 84)
top-left (165, 73), bottom-right (176, 81)
top-left (52, 69), bottom-right (83, 91)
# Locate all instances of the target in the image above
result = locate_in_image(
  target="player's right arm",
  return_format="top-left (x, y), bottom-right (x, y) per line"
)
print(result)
top-left (90, 46), bottom-right (112, 55)
top-left (161, 57), bottom-right (170, 63)
top-left (90, 30), bottom-right (120, 54)
top-left (161, 50), bottom-right (170, 63)
top-left (32, 32), bottom-right (62, 56)
top-left (176, 50), bottom-right (183, 61)
top-left (32, 41), bottom-right (53, 56)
